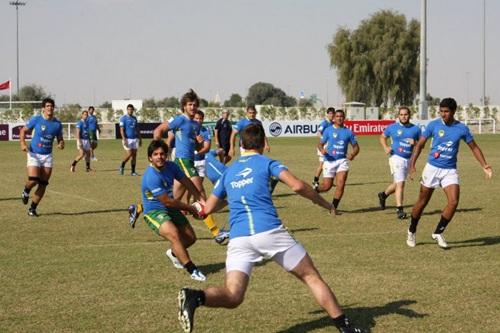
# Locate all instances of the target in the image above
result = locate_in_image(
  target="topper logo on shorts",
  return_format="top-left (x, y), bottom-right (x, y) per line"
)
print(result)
top-left (232, 167), bottom-right (254, 189)
top-left (269, 122), bottom-right (282, 137)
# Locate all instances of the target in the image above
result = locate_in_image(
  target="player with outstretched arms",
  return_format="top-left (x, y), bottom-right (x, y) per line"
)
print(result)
top-left (177, 124), bottom-right (364, 333)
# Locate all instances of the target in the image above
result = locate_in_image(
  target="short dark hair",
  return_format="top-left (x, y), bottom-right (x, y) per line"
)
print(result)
top-left (147, 140), bottom-right (169, 158)
top-left (246, 105), bottom-right (256, 112)
top-left (195, 110), bottom-right (205, 118)
top-left (241, 124), bottom-right (265, 150)
top-left (398, 106), bottom-right (411, 115)
top-left (88, 106), bottom-right (95, 111)
top-left (439, 98), bottom-right (457, 111)
top-left (127, 104), bottom-right (134, 110)
top-left (335, 109), bottom-right (345, 116)
top-left (326, 107), bottom-right (335, 114)
top-left (181, 89), bottom-right (199, 108)
top-left (81, 110), bottom-right (88, 116)
top-left (42, 97), bottom-right (55, 107)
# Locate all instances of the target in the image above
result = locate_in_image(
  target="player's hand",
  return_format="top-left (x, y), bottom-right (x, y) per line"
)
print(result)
top-left (384, 147), bottom-right (392, 155)
top-left (408, 166), bottom-right (416, 180)
top-left (483, 165), bottom-right (493, 179)
top-left (191, 202), bottom-right (207, 220)
top-left (196, 135), bottom-right (204, 143)
top-left (122, 139), bottom-right (128, 148)
top-left (229, 148), bottom-right (235, 157)
top-left (347, 154), bottom-right (355, 161)
top-left (21, 143), bottom-right (28, 152)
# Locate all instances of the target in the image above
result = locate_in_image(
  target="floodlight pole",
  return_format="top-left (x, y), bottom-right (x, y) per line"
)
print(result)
top-left (482, 0), bottom-right (486, 106)
top-left (419, 0), bottom-right (428, 119)
top-left (10, 1), bottom-right (26, 95)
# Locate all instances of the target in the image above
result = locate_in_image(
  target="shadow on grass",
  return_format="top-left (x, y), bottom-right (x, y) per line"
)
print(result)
top-left (277, 300), bottom-right (427, 333)
top-left (418, 235), bottom-right (500, 249)
top-left (347, 181), bottom-right (387, 186)
top-left (44, 208), bottom-right (126, 216)
top-left (197, 262), bottom-right (225, 275)
top-left (345, 204), bottom-right (412, 214)
top-left (272, 193), bottom-right (297, 198)
top-left (0, 197), bottom-right (20, 202)
top-left (421, 207), bottom-right (482, 216)
top-left (289, 227), bottom-right (320, 233)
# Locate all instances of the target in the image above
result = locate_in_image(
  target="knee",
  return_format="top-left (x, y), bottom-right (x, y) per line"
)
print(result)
top-left (38, 179), bottom-right (49, 189)
top-left (226, 291), bottom-right (245, 308)
top-left (28, 176), bottom-right (40, 185)
top-left (448, 198), bottom-right (459, 208)
top-left (159, 228), bottom-right (179, 242)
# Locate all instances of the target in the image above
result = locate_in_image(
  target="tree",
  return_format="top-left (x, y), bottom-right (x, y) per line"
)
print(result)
top-left (246, 82), bottom-right (296, 107)
top-left (18, 84), bottom-right (49, 103)
top-left (157, 97), bottom-right (179, 108)
top-left (143, 98), bottom-right (157, 108)
top-left (327, 10), bottom-right (420, 107)
top-left (100, 101), bottom-right (112, 108)
top-left (223, 93), bottom-right (244, 107)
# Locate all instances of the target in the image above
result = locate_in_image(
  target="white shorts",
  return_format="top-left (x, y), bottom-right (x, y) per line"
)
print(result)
top-left (421, 163), bottom-right (459, 189)
top-left (226, 225), bottom-right (307, 276)
top-left (322, 158), bottom-right (349, 178)
top-left (27, 151), bottom-right (53, 168)
top-left (77, 139), bottom-right (91, 151)
top-left (389, 155), bottom-right (409, 183)
top-left (316, 148), bottom-right (325, 162)
top-left (194, 160), bottom-right (206, 177)
top-left (123, 138), bottom-right (138, 150)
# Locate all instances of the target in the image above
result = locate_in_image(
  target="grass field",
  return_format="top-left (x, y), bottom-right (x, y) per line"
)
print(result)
top-left (0, 135), bottom-right (499, 333)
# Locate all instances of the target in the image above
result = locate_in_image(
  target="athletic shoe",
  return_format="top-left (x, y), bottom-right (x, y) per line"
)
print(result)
top-left (131, 172), bottom-right (140, 176)
top-left (377, 192), bottom-right (386, 210)
top-left (128, 204), bottom-right (139, 228)
top-left (91, 156), bottom-right (98, 161)
top-left (28, 207), bottom-right (39, 217)
top-left (70, 164), bottom-right (76, 173)
top-left (214, 228), bottom-right (230, 245)
top-left (312, 181), bottom-right (319, 192)
top-left (190, 269), bottom-right (206, 282)
top-left (178, 288), bottom-right (199, 333)
top-left (21, 191), bottom-right (29, 205)
top-left (119, 167), bottom-right (124, 175)
top-left (397, 210), bottom-right (407, 220)
top-left (334, 316), bottom-right (365, 333)
top-left (406, 230), bottom-right (416, 247)
top-left (431, 233), bottom-right (448, 249)
top-left (166, 249), bottom-right (184, 269)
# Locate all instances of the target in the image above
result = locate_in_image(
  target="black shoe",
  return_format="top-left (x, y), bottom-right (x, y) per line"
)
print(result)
top-left (377, 192), bottom-right (386, 210)
top-left (178, 288), bottom-right (200, 333)
top-left (28, 207), bottom-right (39, 217)
top-left (22, 191), bottom-right (29, 205)
top-left (397, 210), bottom-right (407, 220)
top-left (335, 317), bottom-right (365, 333)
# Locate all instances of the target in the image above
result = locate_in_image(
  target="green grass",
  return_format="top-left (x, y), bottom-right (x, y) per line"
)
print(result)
top-left (0, 135), bottom-right (499, 332)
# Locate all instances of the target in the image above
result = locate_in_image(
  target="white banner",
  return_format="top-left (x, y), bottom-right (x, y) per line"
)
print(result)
top-left (262, 120), bottom-right (320, 137)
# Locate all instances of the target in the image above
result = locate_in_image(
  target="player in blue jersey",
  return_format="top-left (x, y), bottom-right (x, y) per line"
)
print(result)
top-left (205, 149), bottom-right (227, 185)
top-left (152, 90), bottom-right (227, 243)
top-left (312, 107), bottom-right (335, 188)
top-left (406, 98), bottom-right (492, 249)
top-left (87, 106), bottom-right (100, 161)
top-left (193, 110), bottom-right (211, 184)
top-left (141, 140), bottom-right (207, 281)
top-left (316, 109), bottom-right (360, 213)
top-left (20, 98), bottom-right (65, 216)
top-left (177, 124), bottom-right (364, 333)
top-left (70, 110), bottom-right (93, 172)
top-left (378, 106), bottom-right (421, 219)
top-left (119, 104), bottom-right (142, 176)
top-left (228, 105), bottom-right (270, 158)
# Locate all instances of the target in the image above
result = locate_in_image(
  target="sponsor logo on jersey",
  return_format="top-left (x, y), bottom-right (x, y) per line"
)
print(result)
top-left (230, 177), bottom-right (254, 189)
top-left (397, 129), bottom-right (402, 136)
top-left (438, 129), bottom-right (445, 137)
top-left (237, 167), bottom-right (252, 178)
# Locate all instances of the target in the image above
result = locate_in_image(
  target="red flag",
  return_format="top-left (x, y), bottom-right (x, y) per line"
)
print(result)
top-left (0, 80), bottom-right (10, 90)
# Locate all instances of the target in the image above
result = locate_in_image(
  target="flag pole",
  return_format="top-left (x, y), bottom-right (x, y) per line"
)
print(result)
top-left (9, 78), bottom-right (12, 110)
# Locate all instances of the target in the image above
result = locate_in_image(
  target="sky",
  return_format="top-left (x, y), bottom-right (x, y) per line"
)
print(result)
top-left (0, 0), bottom-right (499, 107)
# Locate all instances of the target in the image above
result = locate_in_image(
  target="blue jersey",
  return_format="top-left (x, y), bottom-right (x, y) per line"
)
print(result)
top-left (119, 115), bottom-right (138, 139)
top-left (205, 150), bottom-right (227, 184)
top-left (194, 126), bottom-right (211, 161)
top-left (320, 126), bottom-right (357, 161)
top-left (212, 153), bottom-right (288, 239)
top-left (423, 119), bottom-right (474, 169)
top-left (141, 162), bottom-right (186, 214)
top-left (383, 122), bottom-right (421, 159)
top-left (87, 114), bottom-right (98, 132)
top-left (318, 119), bottom-right (332, 135)
top-left (168, 115), bottom-right (200, 160)
top-left (26, 115), bottom-right (63, 155)
top-left (76, 119), bottom-right (89, 140)
top-left (235, 118), bottom-right (262, 132)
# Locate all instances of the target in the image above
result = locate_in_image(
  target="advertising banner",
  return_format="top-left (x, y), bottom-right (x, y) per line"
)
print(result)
top-left (10, 123), bottom-right (31, 141)
top-left (344, 120), bottom-right (395, 135)
top-left (115, 122), bottom-right (161, 139)
top-left (0, 124), bottom-right (8, 141)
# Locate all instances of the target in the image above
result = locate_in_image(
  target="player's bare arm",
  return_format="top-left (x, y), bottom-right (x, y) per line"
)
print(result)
top-left (279, 169), bottom-right (336, 214)
top-left (120, 127), bottom-right (127, 148)
top-left (408, 136), bottom-right (428, 179)
top-left (203, 194), bottom-right (228, 215)
top-left (229, 129), bottom-right (238, 157)
top-left (347, 143), bottom-right (360, 161)
top-left (179, 176), bottom-right (205, 203)
top-left (317, 141), bottom-right (327, 155)
top-left (57, 135), bottom-right (65, 150)
top-left (379, 134), bottom-right (391, 155)
top-left (156, 192), bottom-right (199, 216)
top-left (467, 140), bottom-right (493, 179)
top-left (153, 122), bottom-right (170, 140)
top-left (19, 126), bottom-right (30, 152)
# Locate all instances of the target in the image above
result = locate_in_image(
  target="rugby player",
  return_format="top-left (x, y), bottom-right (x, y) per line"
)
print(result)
top-left (312, 107), bottom-right (335, 188)
top-left (119, 104), bottom-right (142, 176)
top-left (87, 106), bottom-right (99, 161)
top-left (70, 110), bottom-right (93, 172)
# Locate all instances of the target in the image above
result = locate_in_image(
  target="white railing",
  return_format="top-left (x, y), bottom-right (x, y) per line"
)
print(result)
top-left (464, 118), bottom-right (496, 134)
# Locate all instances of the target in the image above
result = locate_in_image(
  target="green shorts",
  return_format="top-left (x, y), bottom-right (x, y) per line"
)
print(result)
top-left (143, 209), bottom-right (189, 235)
top-left (175, 158), bottom-right (199, 177)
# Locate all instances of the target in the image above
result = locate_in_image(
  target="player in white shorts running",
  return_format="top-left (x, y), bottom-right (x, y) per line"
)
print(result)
top-left (406, 98), bottom-right (492, 249)
top-left (177, 124), bottom-right (364, 333)
top-left (70, 110), bottom-right (93, 172)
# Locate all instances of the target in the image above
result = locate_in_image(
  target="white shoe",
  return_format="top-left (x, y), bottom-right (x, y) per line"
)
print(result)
top-left (190, 269), bottom-right (206, 282)
top-left (432, 233), bottom-right (448, 248)
top-left (166, 249), bottom-right (183, 269)
top-left (406, 230), bottom-right (416, 247)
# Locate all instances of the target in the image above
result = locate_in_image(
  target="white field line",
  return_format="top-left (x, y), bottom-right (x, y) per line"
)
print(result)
top-left (47, 189), bottom-right (99, 203)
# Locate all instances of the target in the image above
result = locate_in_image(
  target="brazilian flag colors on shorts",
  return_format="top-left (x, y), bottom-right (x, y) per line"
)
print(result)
top-left (175, 158), bottom-right (199, 177)
top-left (143, 209), bottom-right (189, 235)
